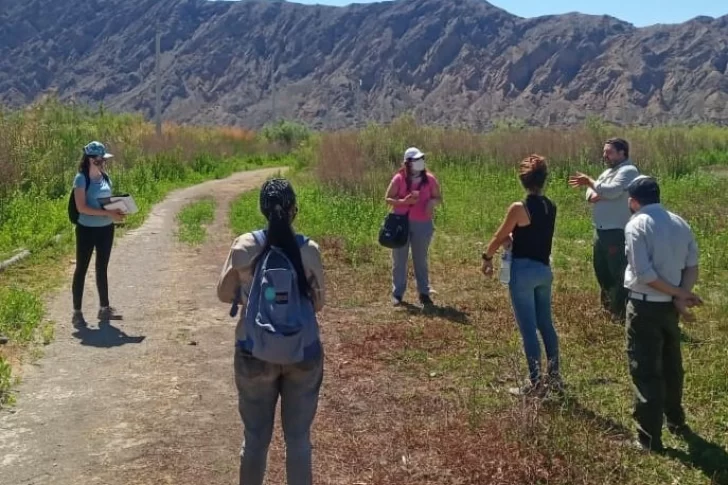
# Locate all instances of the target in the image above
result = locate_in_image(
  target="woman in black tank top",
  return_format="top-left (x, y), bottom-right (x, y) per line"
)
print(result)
top-left (511, 194), bottom-right (556, 265)
top-left (481, 155), bottom-right (562, 397)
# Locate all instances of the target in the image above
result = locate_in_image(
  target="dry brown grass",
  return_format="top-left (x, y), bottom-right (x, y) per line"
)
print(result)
top-left (313, 115), bottom-right (728, 191)
top-left (311, 250), bottom-right (639, 485)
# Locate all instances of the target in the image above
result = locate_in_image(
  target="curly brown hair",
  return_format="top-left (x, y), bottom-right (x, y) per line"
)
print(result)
top-left (518, 154), bottom-right (548, 191)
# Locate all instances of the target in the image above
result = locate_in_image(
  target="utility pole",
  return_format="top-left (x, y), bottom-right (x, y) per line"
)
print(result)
top-left (356, 78), bottom-right (362, 128)
top-left (271, 62), bottom-right (276, 124)
top-left (155, 22), bottom-right (162, 136)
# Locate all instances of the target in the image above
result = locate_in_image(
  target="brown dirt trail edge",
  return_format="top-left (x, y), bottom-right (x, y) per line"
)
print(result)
top-left (0, 168), bottom-right (305, 484)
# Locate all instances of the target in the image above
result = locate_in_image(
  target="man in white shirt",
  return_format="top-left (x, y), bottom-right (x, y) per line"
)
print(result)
top-left (623, 175), bottom-right (702, 452)
top-left (569, 138), bottom-right (640, 322)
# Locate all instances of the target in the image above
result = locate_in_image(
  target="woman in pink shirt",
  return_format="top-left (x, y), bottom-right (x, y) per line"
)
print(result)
top-left (384, 147), bottom-right (442, 307)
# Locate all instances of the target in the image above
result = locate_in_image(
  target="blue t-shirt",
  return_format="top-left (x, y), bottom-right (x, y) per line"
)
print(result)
top-left (73, 172), bottom-right (113, 227)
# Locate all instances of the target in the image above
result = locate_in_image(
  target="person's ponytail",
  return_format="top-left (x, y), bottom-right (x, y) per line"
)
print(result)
top-left (265, 206), bottom-right (311, 298)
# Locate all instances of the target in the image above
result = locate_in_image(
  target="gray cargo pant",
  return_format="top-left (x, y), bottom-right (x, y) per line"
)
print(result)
top-left (392, 219), bottom-right (434, 298)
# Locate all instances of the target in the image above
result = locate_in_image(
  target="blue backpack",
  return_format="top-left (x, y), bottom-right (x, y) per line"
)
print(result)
top-left (240, 230), bottom-right (318, 365)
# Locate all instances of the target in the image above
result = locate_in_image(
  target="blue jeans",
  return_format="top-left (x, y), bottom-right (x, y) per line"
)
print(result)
top-left (508, 258), bottom-right (560, 384)
top-left (392, 220), bottom-right (434, 298)
top-left (234, 348), bottom-right (324, 485)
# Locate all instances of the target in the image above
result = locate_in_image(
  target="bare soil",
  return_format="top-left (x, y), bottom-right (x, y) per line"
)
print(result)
top-left (0, 167), bottom-right (597, 485)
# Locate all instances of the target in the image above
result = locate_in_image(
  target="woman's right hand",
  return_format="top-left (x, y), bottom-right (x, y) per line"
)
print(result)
top-left (402, 193), bottom-right (419, 205)
top-left (481, 260), bottom-right (493, 277)
top-left (109, 209), bottom-right (126, 223)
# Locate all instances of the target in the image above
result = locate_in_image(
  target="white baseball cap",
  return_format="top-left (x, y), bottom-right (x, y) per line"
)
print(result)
top-left (404, 147), bottom-right (424, 160)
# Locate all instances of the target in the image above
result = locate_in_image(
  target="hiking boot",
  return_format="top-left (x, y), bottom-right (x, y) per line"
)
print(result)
top-left (98, 306), bottom-right (121, 321)
top-left (72, 311), bottom-right (87, 328)
top-left (419, 294), bottom-right (434, 307)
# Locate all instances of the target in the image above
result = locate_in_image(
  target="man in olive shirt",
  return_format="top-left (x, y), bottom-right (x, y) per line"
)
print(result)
top-left (569, 138), bottom-right (639, 322)
top-left (623, 176), bottom-right (702, 452)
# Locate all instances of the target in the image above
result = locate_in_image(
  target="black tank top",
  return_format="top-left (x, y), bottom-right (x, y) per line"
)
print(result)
top-left (511, 195), bottom-right (557, 266)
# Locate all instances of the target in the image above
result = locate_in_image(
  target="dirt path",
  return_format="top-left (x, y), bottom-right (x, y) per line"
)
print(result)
top-left (0, 168), bottom-right (288, 485)
top-left (0, 166), bottom-right (466, 485)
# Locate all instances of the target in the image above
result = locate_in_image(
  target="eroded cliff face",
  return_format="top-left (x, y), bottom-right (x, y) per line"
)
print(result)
top-left (2, 0), bottom-right (727, 128)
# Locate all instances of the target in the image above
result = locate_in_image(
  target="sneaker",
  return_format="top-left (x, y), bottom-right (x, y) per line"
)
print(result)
top-left (98, 306), bottom-right (121, 321)
top-left (508, 380), bottom-right (545, 398)
top-left (419, 294), bottom-right (434, 307)
top-left (622, 437), bottom-right (664, 454)
top-left (392, 295), bottom-right (403, 307)
top-left (72, 311), bottom-right (87, 328)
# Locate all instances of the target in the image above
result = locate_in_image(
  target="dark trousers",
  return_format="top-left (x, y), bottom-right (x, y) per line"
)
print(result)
top-left (72, 224), bottom-right (115, 311)
top-left (593, 229), bottom-right (628, 319)
top-left (626, 299), bottom-right (685, 449)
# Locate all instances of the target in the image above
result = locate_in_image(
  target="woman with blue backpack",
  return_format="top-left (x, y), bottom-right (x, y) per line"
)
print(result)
top-left (217, 178), bottom-right (325, 485)
top-left (70, 141), bottom-right (125, 327)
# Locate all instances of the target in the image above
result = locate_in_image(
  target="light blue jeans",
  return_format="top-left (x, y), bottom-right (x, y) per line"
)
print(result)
top-left (234, 348), bottom-right (324, 485)
top-left (392, 220), bottom-right (434, 298)
top-left (508, 258), bottom-right (560, 384)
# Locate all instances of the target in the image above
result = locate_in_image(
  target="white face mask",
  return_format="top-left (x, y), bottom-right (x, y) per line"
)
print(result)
top-left (411, 160), bottom-right (425, 172)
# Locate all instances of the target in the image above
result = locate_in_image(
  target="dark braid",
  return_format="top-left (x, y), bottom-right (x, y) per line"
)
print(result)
top-left (257, 178), bottom-right (311, 298)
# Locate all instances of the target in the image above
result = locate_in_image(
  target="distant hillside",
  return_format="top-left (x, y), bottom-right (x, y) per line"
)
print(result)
top-left (1, 0), bottom-right (727, 128)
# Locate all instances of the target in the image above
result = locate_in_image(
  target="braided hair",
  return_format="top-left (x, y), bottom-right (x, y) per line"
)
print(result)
top-left (257, 178), bottom-right (311, 298)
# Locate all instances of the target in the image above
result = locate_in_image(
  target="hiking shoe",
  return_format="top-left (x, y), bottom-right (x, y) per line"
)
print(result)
top-left (72, 311), bottom-right (87, 328)
top-left (508, 381), bottom-right (545, 398)
top-left (419, 294), bottom-right (434, 307)
top-left (98, 306), bottom-right (121, 321)
top-left (622, 437), bottom-right (664, 454)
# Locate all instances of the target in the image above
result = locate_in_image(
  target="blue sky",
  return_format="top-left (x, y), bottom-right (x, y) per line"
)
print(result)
top-left (292, 0), bottom-right (727, 27)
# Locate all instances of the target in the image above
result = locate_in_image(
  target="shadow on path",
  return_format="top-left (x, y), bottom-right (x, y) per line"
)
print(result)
top-left (72, 320), bottom-right (145, 348)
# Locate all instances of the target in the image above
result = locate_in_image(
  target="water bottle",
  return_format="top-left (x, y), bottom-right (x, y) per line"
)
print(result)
top-left (499, 249), bottom-right (512, 286)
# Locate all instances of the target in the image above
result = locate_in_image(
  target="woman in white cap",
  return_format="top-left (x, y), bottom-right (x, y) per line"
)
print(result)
top-left (384, 147), bottom-right (442, 307)
top-left (71, 141), bottom-right (125, 327)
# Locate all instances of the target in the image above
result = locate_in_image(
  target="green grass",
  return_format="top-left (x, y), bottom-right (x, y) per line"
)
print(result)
top-left (0, 357), bottom-right (15, 406)
top-left (230, 161), bottom-right (728, 485)
top-left (0, 286), bottom-right (44, 343)
top-left (0, 100), bottom-right (287, 406)
top-left (0, 155), bottom-right (282, 406)
top-left (176, 198), bottom-right (217, 245)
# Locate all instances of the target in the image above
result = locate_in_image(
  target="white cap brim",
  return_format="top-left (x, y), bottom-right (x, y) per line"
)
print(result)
top-left (404, 147), bottom-right (425, 160)
top-left (102, 153), bottom-right (114, 159)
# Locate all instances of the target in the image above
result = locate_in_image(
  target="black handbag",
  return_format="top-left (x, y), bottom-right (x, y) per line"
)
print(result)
top-left (378, 211), bottom-right (410, 249)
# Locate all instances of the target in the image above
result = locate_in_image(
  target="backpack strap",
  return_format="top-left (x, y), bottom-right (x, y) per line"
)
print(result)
top-left (251, 229), bottom-right (308, 249)
top-left (295, 234), bottom-right (309, 248)
top-left (251, 229), bottom-right (266, 246)
top-left (82, 171), bottom-right (111, 193)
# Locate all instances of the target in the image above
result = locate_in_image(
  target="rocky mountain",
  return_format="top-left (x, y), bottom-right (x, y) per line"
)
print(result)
top-left (1, 0), bottom-right (727, 129)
